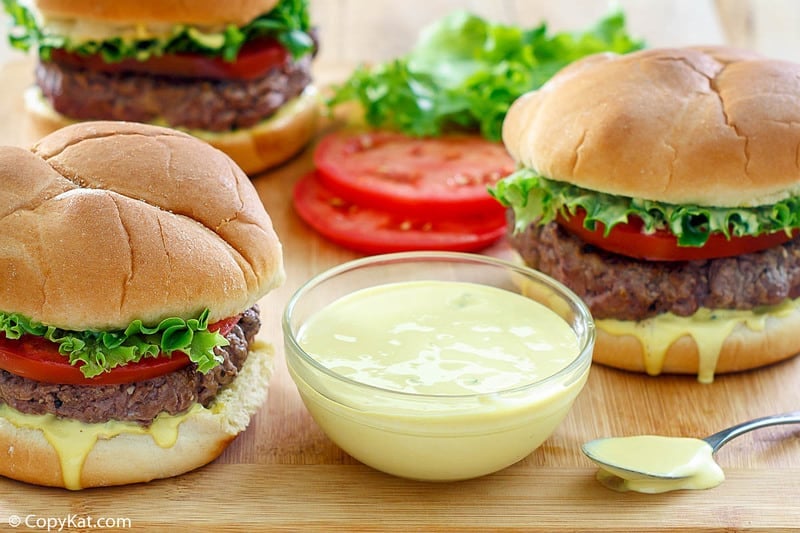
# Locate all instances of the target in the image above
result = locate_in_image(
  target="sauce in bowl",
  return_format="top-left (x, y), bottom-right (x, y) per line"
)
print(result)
top-left (285, 263), bottom-right (594, 481)
top-left (298, 280), bottom-right (580, 395)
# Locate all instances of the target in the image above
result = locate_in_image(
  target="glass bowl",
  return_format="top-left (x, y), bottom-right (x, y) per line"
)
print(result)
top-left (283, 251), bottom-right (595, 481)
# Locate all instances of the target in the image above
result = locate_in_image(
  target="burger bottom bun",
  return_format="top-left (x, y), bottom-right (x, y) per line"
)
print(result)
top-left (594, 306), bottom-right (800, 379)
top-left (24, 85), bottom-right (320, 175)
top-left (0, 341), bottom-right (274, 490)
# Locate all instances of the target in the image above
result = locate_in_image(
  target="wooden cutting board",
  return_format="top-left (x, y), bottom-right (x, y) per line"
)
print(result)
top-left (0, 58), bottom-right (799, 532)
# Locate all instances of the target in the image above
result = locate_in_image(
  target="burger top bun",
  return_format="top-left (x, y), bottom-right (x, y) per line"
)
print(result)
top-left (502, 46), bottom-right (800, 207)
top-left (31, 0), bottom-right (280, 25)
top-left (0, 121), bottom-right (285, 331)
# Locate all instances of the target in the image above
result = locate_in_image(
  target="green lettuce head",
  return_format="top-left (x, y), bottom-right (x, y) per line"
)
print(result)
top-left (328, 10), bottom-right (643, 141)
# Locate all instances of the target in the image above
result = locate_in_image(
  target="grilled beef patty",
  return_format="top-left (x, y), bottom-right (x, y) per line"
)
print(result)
top-left (36, 54), bottom-right (312, 131)
top-left (0, 306), bottom-right (261, 425)
top-left (511, 219), bottom-right (800, 321)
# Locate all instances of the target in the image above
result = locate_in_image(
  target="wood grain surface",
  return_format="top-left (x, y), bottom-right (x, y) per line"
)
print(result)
top-left (1, 2), bottom-right (800, 531)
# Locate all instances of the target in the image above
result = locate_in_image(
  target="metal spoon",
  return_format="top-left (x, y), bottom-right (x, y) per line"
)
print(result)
top-left (582, 411), bottom-right (800, 480)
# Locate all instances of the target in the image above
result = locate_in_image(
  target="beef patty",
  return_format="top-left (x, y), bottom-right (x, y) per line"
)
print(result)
top-left (0, 306), bottom-right (261, 425)
top-left (511, 219), bottom-right (800, 321)
top-left (36, 55), bottom-right (312, 131)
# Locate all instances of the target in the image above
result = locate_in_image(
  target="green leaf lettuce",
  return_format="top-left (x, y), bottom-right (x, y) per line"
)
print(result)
top-left (490, 168), bottom-right (800, 247)
top-left (0, 309), bottom-right (229, 378)
top-left (327, 10), bottom-right (643, 141)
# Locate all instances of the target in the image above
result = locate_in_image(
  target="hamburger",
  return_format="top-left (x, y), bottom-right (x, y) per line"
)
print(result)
top-left (2, 0), bottom-right (319, 174)
top-left (0, 121), bottom-right (285, 489)
top-left (491, 46), bottom-right (800, 383)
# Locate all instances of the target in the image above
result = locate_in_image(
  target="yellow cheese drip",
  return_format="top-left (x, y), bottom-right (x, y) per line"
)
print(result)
top-left (597, 298), bottom-right (798, 383)
top-left (0, 403), bottom-right (201, 490)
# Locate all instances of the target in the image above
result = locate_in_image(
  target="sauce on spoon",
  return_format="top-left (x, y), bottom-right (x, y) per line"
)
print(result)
top-left (583, 435), bottom-right (724, 493)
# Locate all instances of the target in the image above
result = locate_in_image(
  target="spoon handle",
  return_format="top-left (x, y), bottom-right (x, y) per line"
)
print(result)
top-left (703, 411), bottom-right (800, 453)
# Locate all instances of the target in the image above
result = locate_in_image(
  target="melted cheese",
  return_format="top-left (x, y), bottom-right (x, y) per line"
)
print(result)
top-left (44, 19), bottom-right (187, 43)
top-left (0, 403), bottom-right (202, 490)
top-left (597, 298), bottom-right (798, 383)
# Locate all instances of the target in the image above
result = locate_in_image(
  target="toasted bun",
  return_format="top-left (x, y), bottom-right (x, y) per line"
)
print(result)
top-left (502, 46), bottom-right (800, 207)
top-left (24, 86), bottom-right (320, 175)
top-left (593, 305), bottom-right (800, 381)
top-left (32, 0), bottom-right (279, 25)
top-left (0, 341), bottom-right (273, 489)
top-left (0, 121), bottom-right (285, 330)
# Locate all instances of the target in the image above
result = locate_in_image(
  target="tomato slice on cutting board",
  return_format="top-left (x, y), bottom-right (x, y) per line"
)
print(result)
top-left (293, 172), bottom-right (507, 254)
top-left (559, 209), bottom-right (798, 261)
top-left (0, 316), bottom-right (239, 385)
top-left (313, 130), bottom-right (514, 218)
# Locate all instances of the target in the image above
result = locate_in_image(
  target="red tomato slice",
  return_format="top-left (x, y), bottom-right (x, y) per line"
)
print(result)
top-left (559, 210), bottom-right (798, 261)
top-left (0, 317), bottom-right (239, 385)
top-left (293, 171), bottom-right (507, 254)
top-left (49, 38), bottom-right (289, 81)
top-left (208, 316), bottom-right (240, 335)
top-left (313, 130), bottom-right (514, 218)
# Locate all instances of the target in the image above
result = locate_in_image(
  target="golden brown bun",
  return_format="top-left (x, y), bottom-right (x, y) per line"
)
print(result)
top-left (594, 307), bottom-right (800, 379)
top-left (502, 46), bottom-right (800, 207)
top-left (0, 121), bottom-right (285, 330)
top-left (33, 0), bottom-right (279, 25)
top-left (24, 86), bottom-right (320, 175)
top-left (0, 341), bottom-right (273, 489)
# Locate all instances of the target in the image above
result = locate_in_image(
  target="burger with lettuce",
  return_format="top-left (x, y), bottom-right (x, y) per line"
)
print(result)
top-left (0, 121), bottom-right (284, 489)
top-left (2, 0), bottom-right (318, 174)
top-left (492, 46), bottom-right (800, 383)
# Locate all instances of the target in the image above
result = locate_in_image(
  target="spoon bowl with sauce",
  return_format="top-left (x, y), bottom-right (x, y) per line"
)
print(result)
top-left (582, 411), bottom-right (800, 493)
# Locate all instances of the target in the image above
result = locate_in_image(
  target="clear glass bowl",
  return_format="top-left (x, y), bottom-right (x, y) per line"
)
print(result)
top-left (283, 251), bottom-right (595, 481)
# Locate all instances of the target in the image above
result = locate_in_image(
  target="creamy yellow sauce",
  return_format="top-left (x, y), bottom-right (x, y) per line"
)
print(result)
top-left (291, 280), bottom-right (589, 481)
top-left (598, 298), bottom-right (798, 383)
top-left (298, 280), bottom-right (580, 395)
top-left (0, 403), bottom-right (200, 490)
top-left (584, 435), bottom-right (725, 494)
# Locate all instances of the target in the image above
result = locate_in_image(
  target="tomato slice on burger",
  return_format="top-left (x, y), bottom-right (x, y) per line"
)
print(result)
top-left (0, 317), bottom-right (239, 385)
top-left (559, 209), bottom-right (798, 261)
top-left (313, 130), bottom-right (514, 218)
top-left (293, 171), bottom-right (507, 254)
top-left (49, 38), bottom-right (289, 81)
